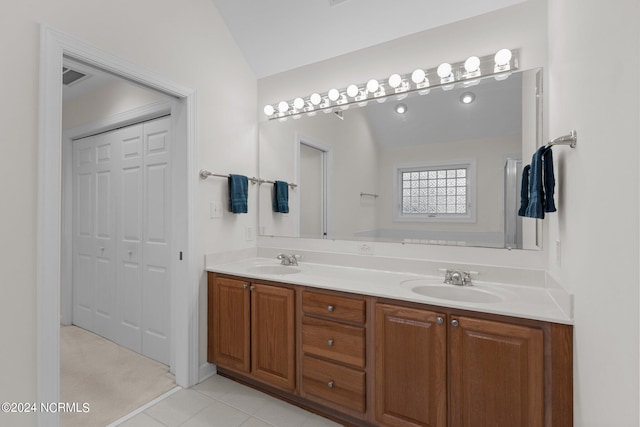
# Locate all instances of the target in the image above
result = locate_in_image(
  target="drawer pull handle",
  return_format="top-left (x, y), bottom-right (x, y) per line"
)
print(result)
top-left (327, 305), bottom-right (335, 312)
top-left (327, 380), bottom-right (334, 389)
top-left (327, 339), bottom-right (334, 347)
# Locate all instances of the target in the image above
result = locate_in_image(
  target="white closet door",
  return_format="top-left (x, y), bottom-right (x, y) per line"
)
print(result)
top-left (72, 133), bottom-right (117, 341)
top-left (116, 123), bottom-right (145, 354)
top-left (141, 117), bottom-right (171, 365)
top-left (72, 116), bottom-right (171, 366)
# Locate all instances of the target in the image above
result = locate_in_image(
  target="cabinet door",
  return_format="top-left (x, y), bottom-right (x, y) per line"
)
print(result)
top-left (251, 283), bottom-right (296, 391)
top-left (449, 316), bottom-right (544, 427)
top-left (375, 304), bottom-right (447, 427)
top-left (210, 276), bottom-right (251, 373)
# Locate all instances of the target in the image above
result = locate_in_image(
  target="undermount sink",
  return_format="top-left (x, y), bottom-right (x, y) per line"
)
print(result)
top-left (247, 265), bottom-right (301, 275)
top-left (412, 285), bottom-right (502, 304)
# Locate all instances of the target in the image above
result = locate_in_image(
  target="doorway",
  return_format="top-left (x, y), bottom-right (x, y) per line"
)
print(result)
top-left (299, 142), bottom-right (328, 238)
top-left (38, 26), bottom-right (199, 427)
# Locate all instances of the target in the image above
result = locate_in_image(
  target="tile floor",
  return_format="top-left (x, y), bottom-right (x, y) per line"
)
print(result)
top-left (115, 374), bottom-right (343, 427)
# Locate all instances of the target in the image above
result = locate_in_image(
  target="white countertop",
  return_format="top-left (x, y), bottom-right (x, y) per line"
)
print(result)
top-left (206, 257), bottom-right (573, 325)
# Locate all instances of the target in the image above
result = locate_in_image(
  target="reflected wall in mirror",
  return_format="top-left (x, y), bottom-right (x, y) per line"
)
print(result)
top-left (259, 68), bottom-right (542, 250)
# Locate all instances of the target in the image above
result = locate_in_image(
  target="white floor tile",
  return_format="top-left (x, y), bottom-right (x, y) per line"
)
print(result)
top-left (145, 389), bottom-right (215, 427)
top-left (240, 417), bottom-right (274, 427)
top-left (193, 375), bottom-right (247, 401)
top-left (179, 402), bottom-right (250, 427)
top-left (119, 412), bottom-right (168, 427)
top-left (216, 384), bottom-right (280, 416)
top-left (253, 399), bottom-right (312, 427)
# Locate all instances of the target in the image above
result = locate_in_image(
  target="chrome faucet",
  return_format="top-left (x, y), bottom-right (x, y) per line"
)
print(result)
top-left (444, 269), bottom-right (472, 286)
top-left (277, 253), bottom-right (300, 266)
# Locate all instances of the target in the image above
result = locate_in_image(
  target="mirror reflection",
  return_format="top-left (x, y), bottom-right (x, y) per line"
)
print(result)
top-left (259, 68), bottom-right (542, 250)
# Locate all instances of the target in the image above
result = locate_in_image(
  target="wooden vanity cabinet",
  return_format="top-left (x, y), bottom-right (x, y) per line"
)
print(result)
top-left (375, 303), bottom-right (561, 427)
top-left (208, 273), bottom-right (295, 392)
top-left (300, 290), bottom-right (368, 415)
top-left (448, 315), bottom-right (544, 427)
top-left (374, 304), bottom-right (447, 427)
top-left (207, 272), bottom-right (572, 427)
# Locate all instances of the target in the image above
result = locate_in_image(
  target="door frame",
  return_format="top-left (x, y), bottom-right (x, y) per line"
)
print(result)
top-left (38, 26), bottom-right (199, 427)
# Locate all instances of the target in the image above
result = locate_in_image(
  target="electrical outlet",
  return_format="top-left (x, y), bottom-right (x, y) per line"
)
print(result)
top-left (358, 243), bottom-right (374, 255)
top-left (246, 227), bottom-right (255, 241)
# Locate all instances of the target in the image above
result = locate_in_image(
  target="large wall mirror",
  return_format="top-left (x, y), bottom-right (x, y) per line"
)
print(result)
top-left (259, 68), bottom-right (542, 250)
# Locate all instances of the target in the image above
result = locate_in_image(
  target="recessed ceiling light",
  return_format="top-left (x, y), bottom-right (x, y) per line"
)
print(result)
top-left (395, 103), bottom-right (408, 114)
top-left (460, 92), bottom-right (476, 104)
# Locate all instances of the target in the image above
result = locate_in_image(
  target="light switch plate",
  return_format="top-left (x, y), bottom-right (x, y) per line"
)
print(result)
top-left (210, 201), bottom-right (223, 219)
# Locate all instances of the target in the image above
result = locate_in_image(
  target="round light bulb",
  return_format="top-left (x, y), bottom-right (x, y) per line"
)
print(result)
top-left (388, 74), bottom-right (402, 89)
top-left (328, 88), bottom-right (340, 102)
top-left (346, 84), bottom-right (359, 98)
top-left (494, 48), bottom-right (512, 66)
top-left (263, 105), bottom-right (275, 116)
top-left (293, 97), bottom-right (305, 110)
top-left (277, 101), bottom-right (289, 113)
top-left (437, 63), bottom-right (452, 78)
top-left (460, 92), bottom-right (476, 104)
top-left (366, 79), bottom-right (379, 93)
top-left (310, 93), bottom-right (322, 105)
top-left (395, 103), bottom-right (407, 114)
top-left (411, 69), bottom-right (426, 84)
top-left (464, 56), bottom-right (481, 73)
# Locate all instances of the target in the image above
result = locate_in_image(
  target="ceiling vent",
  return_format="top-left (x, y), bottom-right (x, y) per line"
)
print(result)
top-left (62, 67), bottom-right (91, 86)
top-left (328, 0), bottom-right (350, 6)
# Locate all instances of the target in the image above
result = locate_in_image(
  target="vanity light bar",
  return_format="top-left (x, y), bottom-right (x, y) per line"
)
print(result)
top-left (264, 48), bottom-right (519, 120)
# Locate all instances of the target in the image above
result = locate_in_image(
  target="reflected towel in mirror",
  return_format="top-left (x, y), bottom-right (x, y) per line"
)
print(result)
top-left (273, 181), bottom-right (289, 213)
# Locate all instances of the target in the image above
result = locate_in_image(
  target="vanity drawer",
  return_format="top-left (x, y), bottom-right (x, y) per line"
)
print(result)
top-left (302, 316), bottom-right (365, 368)
top-left (302, 290), bottom-right (365, 324)
top-left (302, 355), bottom-right (366, 413)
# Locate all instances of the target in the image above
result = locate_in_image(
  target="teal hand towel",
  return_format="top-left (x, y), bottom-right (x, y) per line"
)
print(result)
top-left (228, 174), bottom-right (248, 214)
top-left (518, 164), bottom-right (531, 217)
top-left (273, 181), bottom-right (289, 213)
top-left (524, 146), bottom-right (546, 219)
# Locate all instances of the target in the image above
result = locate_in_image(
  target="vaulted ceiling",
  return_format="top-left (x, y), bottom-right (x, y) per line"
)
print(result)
top-left (211, 0), bottom-right (527, 78)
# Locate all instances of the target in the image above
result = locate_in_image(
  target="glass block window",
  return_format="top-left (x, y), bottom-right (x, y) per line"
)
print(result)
top-left (401, 167), bottom-right (468, 215)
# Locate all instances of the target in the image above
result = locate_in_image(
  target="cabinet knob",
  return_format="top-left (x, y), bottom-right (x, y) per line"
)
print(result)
top-left (327, 339), bottom-right (334, 347)
top-left (436, 317), bottom-right (444, 325)
top-left (242, 283), bottom-right (248, 289)
top-left (451, 319), bottom-right (459, 327)
top-left (249, 285), bottom-right (255, 291)
top-left (327, 305), bottom-right (334, 312)
top-left (327, 380), bottom-right (334, 389)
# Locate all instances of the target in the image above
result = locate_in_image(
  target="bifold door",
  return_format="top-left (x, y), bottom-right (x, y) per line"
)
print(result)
top-left (72, 116), bottom-right (171, 365)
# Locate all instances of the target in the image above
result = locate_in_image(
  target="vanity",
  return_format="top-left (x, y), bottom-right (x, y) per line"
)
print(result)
top-left (206, 257), bottom-right (573, 427)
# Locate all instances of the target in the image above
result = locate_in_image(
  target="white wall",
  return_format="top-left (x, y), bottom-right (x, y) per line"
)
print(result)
top-left (258, 0), bottom-right (548, 270)
top-left (547, 0), bottom-right (639, 425)
top-left (0, 1), bottom-right (256, 425)
top-left (62, 79), bottom-right (170, 130)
